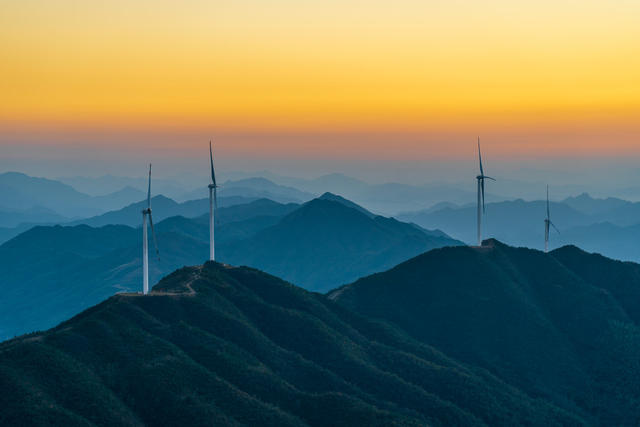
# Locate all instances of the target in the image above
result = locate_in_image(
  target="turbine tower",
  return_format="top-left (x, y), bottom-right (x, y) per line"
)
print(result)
top-left (544, 185), bottom-right (559, 253)
top-left (476, 138), bottom-right (495, 246)
top-left (142, 164), bottom-right (159, 294)
top-left (208, 141), bottom-right (218, 261)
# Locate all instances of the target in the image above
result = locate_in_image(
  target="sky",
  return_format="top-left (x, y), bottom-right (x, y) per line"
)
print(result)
top-left (1, 0), bottom-right (640, 182)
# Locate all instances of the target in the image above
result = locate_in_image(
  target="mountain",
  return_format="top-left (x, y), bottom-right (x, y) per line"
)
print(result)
top-left (92, 185), bottom-right (146, 208)
top-left (398, 199), bottom-right (591, 248)
top-left (330, 239), bottom-right (640, 424)
top-left (0, 199), bottom-right (298, 340)
top-left (562, 192), bottom-right (631, 215)
top-left (259, 172), bottom-right (507, 215)
top-left (553, 221), bottom-right (640, 262)
top-left (177, 177), bottom-right (314, 204)
top-left (317, 191), bottom-right (375, 217)
top-left (221, 198), bottom-right (463, 292)
top-left (0, 224), bottom-right (35, 245)
top-left (0, 261), bottom-right (581, 425)
top-left (58, 174), bottom-right (195, 199)
top-left (0, 205), bottom-right (68, 228)
top-left (155, 199), bottom-right (300, 244)
top-left (71, 195), bottom-right (258, 227)
top-left (0, 172), bottom-right (150, 218)
top-left (0, 196), bottom-right (458, 339)
top-left (398, 194), bottom-right (640, 262)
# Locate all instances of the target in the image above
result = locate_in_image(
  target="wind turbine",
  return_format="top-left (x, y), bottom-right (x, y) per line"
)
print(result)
top-left (544, 185), bottom-right (559, 253)
top-left (141, 164), bottom-right (159, 294)
top-left (208, 141), bottom-right (219, 261)
top-left (476, 137), bottom-right (495, 246)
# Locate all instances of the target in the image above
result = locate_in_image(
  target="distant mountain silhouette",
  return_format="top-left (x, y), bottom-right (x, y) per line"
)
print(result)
top-left (317, 191), bottom-right (375, 217)
top-left (398, 198), bottom-right (591, 247)
top-left (0, 262), bottom-right (580, 425)
top-left (258, 172), bottom-right (506, 215)
top-left (330, 239), bottom-right (640, 423)
top-left (0, 205), bottom-right (67, 228)
top-left (177, 177), bottom-right (314, 204)
top-left (0, 223), bottom-right (35, 245)
top-left (221, 198), bottom-right (462, 292)
top-left (0, 172), bottom-right (145, 218)
top-left (399, 194), bottom-right (640, 261)
top-left (553, 221), bottom-right (640, 261)
top-left (562, 192), bottom-right (630, 215)
top-left (0, 196), bottom-right (459, 338)
top-left (71, 194), bottom-right (259, 227)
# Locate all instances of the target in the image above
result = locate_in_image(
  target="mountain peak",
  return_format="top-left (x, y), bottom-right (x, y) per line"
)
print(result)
top-left (331, 239), bottom-right (640, 423)
top-left (316, 192), bottom-right (374, 217)
top-left (480, 238), bottom-right (506, 248)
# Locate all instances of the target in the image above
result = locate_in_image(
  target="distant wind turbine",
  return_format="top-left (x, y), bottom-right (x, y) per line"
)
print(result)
top-left (544, 185), bottom-right (559, 253)
top-left (476, 138), bottom-right (495, 246)
top-left (208, 141), bottom-right (219, 261)
top-left (142, 164), bottom-right (159, 294)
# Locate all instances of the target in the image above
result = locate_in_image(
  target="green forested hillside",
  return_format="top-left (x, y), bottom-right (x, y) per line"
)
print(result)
top-left (331, 239), bottom-right (640, 424)
top-left (0, 262), bottom-right (579, 426)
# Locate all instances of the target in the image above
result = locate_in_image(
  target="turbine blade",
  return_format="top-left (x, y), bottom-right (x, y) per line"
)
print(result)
top-left (149, 213), bottom-right (160, 258)
top-left (478, 137), bottom-right (484, 176)
top-left (551, 221), bottom-right (560, 234)
top-left (483, 176), bottom-right (496, 181)
top-left (147, 163), bottom-right (152, 209)
top-left (209, 141), bottom-right (216, 186)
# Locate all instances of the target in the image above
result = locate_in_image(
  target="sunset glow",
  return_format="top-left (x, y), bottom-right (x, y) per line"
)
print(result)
top-left (2, 0), bottom-right (640, 158)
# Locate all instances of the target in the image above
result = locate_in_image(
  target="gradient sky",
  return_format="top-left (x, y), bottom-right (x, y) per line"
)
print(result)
top-left (1, 0), bottom-right (640, 175)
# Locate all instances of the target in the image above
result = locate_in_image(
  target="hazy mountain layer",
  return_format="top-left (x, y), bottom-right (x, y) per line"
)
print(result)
top-left (0, 197), bottom-right (457, 339)
top-left (0, 172), bottom-right (145, 218)
top-left (221, 197), bottom-right (462, 292)
top-left (70, 195), bottom-right (259, 227)
top-left (398, 194), bottom-right (640, 262)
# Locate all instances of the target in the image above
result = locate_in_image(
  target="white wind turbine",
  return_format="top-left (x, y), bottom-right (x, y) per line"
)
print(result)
top-left (476, 138), bottom-right (495, 246)
top-left (141, 164), bottom-right (159, 294)
top-left (544, 185), bottom-right (559, 253)
top-left (208, 141), bottom-right (219, 261)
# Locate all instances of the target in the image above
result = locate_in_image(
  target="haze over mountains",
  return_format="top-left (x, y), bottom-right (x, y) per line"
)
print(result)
top-left (8, 169), bottom-right (640, 264)
top-left (0, 195), bottom-right (458, 340)
top-left (399, 193), bottom-right (640, 262)
top-left (0, 172), bottom-right (145, 223)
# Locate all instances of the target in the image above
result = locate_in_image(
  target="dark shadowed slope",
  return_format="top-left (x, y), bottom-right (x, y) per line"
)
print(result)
top-left (222, 198), bottom-right (463, 292)
top-left (0, 262), bottom-right (580, 426)
top-left (330, 239), bottom-right (640, 424)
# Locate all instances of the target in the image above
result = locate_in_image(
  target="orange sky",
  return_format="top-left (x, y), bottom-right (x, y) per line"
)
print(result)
top-left (1, 0), bottom-right (640, 159)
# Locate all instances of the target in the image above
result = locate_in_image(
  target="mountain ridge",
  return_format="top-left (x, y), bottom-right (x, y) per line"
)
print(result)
top-left (330, 238), bottom-right (640, 423)
top-left (0, 261), bottom-right (582, 426)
